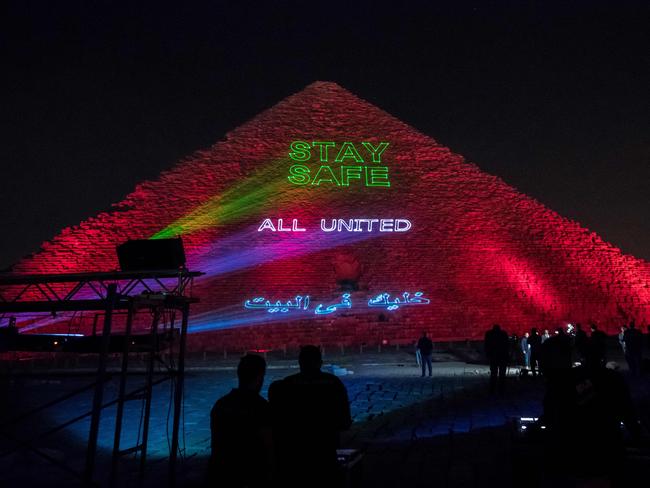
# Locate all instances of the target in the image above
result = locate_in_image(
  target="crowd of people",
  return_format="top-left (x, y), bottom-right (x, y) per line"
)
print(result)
top-left (485, 321), bottom-right (647, 390)
top-left (515, 321), bottom-right (646, 376)
top-left (210, 327), bottom-right (645, 487)
top-left (486, 321), bottom-right (645, 484)
top-left (208, 345), bottom-right (351, 488)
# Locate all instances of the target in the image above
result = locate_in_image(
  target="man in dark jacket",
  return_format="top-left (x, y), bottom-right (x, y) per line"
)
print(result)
top-left (574, 323), bottom-right (589, 362)
top-left (269, 345), bottom-right (352, 487)
top-left (588, 323), bottom-right (608, 366)
top-left (417, 331), bottom-right (434, 377)
top-left (624, 321), bottom-right (643, 376)
top-left (528, 328), bottom-right (543, 376)
top-left (484, 324), bottom-right (509, 394)
top-left (209, 354), bottom-right (272, 487)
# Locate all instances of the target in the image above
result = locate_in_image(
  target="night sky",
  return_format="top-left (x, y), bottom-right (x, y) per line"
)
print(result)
top-left (1, 0), bottom-right (648, 270)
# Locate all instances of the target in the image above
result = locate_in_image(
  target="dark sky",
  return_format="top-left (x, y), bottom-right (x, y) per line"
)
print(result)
top-left (1, 0), bottom-right (648, 270)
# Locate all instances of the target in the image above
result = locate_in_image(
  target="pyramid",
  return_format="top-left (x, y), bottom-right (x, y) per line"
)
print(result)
top-left (10, 82), bottom-right (650, 349)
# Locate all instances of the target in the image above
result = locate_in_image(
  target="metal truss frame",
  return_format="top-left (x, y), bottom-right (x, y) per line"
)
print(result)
top-left (0, 270), bottom-right (203, 487)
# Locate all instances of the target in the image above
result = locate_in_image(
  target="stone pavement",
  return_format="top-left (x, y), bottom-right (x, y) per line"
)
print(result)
top-left (1, 348), bottom-right (648, 487)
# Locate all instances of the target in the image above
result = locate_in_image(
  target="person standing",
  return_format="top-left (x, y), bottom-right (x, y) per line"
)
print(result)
top-left (541, 329), bottom-right (551, 344)
top-left (541, 327), bottom-right (572, 376)
top-left (417, 331), bottom-right (434, 377)
top-left (528, 328), bottom-right (543, 376)
top-left (484, 324), bottom-right (510, 394)
top-left (618, 325), bottom-right (627, 355)
top-left (209, 354), bottom-right (273, 487)
top-left (520, 332), bottom-right (531, 370)
top-left (623, 322), bottom-right (643, 376)
top-left (589, 324), bottom-right (608, 367)
top-left (269, 345), bottom-right (352, 488)
top-left (574, 323), bottom-right (589, 363)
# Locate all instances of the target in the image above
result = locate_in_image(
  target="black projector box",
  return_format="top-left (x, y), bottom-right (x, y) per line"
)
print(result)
top-left (117, 238), bottom-right (185, 271)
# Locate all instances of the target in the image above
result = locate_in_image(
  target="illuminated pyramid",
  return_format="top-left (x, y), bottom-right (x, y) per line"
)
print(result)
top-left (12, 82), bottom-right (650, 349)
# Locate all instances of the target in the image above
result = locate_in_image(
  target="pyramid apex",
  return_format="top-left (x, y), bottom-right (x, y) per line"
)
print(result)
top-left (300, 80), bottom-right (352, 94)
top-left (305, 80), bottom-right (344, 89)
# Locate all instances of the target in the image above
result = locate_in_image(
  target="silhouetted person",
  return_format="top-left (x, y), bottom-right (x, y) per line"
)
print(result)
top-left (574, 323), bottom-right (588, 362)
top-left (209, 354), bottom-right (272, 487)
top-left (269, 345), bottom-right (352, 487)
top-left (520, 332), bottom-right (531, 369)
top-left (542, 344), bottom-right (640, 485)
top-left (618, 325), bottom-right (627, 355)
top-left (417, 331), bottom-right (434, 377)
top-left (541, 329), bottom-right (550, 344)
top-left (484, 324), bottom-right (509, 394)
top-left (589, 323), bottom-right (608, 367)
top-left (624, 321), bottom-right (643, 376)
top-left (528, 328), bottom-right (542, 376)
top-left (509, 333), bottom-right (519, 364)
top-left (540, 327), bottom-right (572, 378)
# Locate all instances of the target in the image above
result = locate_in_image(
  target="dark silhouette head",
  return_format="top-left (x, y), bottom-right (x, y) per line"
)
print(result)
top-left (421, 331), bottom-right (428, 338)
top-left (629, 321), bottom-right (636, 330)
top-left (237, 354), bottom-right (266, 392)
top-left (298, 345), bottom-right (323, 374)
top-left (590, 323), bottom-right (598, 332)
top-left (492, 324), bottom-right (501, 332)
top-left (531, 327), bottom-right (538, 336)
top-left (576, 323), bottom-right (583, 331)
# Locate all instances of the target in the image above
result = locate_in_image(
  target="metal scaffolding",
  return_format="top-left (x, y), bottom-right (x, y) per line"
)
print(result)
top-left (0, 269), bottom-right (202, 487)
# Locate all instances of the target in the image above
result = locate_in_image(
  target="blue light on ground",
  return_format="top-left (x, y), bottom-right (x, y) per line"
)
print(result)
top-left (3, 359), bottom-right (546, 486)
